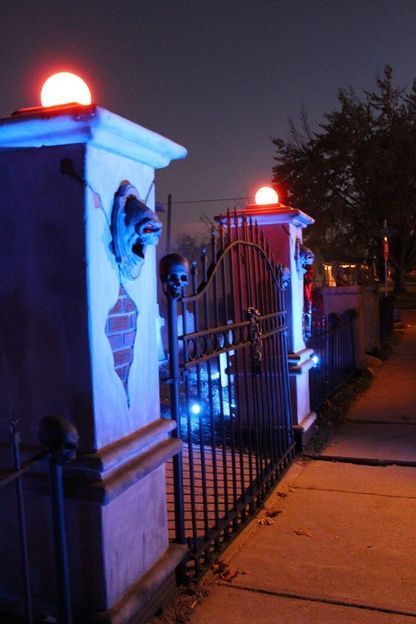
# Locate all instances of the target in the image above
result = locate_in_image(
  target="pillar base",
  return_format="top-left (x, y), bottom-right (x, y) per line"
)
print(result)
top-left (89, 543), bottom-right (186, 624)
top-left (288, 348), bottom-right (315, 443)
top-left (0, 419), bottom-right (184, 622)
top-left (288, 348), bottom-right (314, 375)
top-left (293, 411), bottom-right (317, 451)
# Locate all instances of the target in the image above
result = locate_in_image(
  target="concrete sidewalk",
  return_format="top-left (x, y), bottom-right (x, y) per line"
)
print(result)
top-left (188, 315), bottom-right (416, 623)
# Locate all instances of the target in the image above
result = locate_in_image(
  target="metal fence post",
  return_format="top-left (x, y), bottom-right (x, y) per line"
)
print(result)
top-left (159, 253), bottom-right (189, 583)
top-left (38, 416), bottom-right (79, 624)
top-left (9, 420), bottom-right (33, 624)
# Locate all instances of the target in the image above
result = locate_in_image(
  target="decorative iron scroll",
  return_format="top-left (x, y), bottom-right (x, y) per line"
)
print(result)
top-left (247, 306), bottom-right (263, 373)
top-left (181, 312), bottom-right (283, 366)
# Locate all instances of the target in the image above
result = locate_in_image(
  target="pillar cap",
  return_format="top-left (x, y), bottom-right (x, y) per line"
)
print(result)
top-left (215, 203), bottom-right (314, 228)
top-left (0, 104), bottom-right (187, 169)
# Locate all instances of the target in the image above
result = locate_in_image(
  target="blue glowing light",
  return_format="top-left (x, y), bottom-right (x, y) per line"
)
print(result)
top-left (190, 402), bottom-right (201, 415)
top-left (312, 354), bottom-right (319, 367)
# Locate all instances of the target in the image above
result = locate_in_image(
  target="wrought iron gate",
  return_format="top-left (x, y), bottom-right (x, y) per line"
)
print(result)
top-left (160, 212), bottom-right (295, 574)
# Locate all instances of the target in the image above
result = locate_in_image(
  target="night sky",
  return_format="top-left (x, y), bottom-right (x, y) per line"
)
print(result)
top-left (1, 0), bottom-right (416, 234)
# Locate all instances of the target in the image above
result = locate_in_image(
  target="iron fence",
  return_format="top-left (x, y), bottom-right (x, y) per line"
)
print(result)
top-left (0, 417), bottom-right (78, 624)
top-left (160, 212), bottom-right (295, 577)
top-left (307, 309), bottom-right (356, 412)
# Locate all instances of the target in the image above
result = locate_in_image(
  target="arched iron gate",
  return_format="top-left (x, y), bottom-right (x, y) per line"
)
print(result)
top-left (160, 212), bottom-right (295, 575)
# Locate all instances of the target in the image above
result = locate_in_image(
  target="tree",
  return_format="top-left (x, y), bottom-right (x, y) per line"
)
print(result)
top-left (174, 230), bottom-right (208, 260)
top-left (272, 66), bottom-right (416, 292)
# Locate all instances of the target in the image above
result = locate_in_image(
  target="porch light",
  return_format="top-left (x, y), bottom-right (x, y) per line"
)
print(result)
top-left (255, 186), bottom-right (279, 205)
top-left (40, 72), bottom-right (92, 107)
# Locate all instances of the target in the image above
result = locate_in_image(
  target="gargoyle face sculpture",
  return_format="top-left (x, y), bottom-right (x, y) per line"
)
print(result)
top-left (295, 238), bottom-right (315, 277)
top-left (111, 182), bottom-right (162, 280)
top-left (300, 246), bottom-right (315, 267)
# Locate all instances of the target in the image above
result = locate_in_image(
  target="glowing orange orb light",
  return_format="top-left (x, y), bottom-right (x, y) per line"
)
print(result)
top-left (40, 72), bottom-right (92, 107)
top-left (255, 186), bottom-right (279, 205)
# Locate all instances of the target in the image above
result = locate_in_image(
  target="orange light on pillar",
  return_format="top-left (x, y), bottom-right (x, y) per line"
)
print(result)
top-left (255, 186), bottom-right (279, 205)
top-left (40, 72), bottom-right (92, 107)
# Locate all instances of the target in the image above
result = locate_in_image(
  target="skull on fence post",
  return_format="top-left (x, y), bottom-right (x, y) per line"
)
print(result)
top-left (38, 415), bottom-right (79, 463)
top-left (159, 253), bottom-right (190, 298)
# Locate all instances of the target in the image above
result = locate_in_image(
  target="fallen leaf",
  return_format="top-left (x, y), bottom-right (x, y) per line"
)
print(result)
top-left (212, 559), bottom-right (244, 582)
top-left (212, 559), bottom-right (228, 575)
top-left (221, 569), bottom-right (239, 582)
top-left (266, 510), bottom-right (282, 518)
top-left (294, 528), bottom-right (312, 538)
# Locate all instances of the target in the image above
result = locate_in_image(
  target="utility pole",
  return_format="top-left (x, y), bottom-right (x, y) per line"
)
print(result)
top-left (166, 193), bottom-right (172, 254)
top-left (382, 218), bottom-right (389, 297)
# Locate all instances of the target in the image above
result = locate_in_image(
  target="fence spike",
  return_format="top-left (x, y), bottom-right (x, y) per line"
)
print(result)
top-left (232, 208), bottom-right (239, 241)
top-left (218, 221), bottom-right (224, 251)
top-left (242, 213), bottom-right (247, 240)
top-left (210, 227), bottom-right (217, 261)
top-left (254, 220), bottom-right (259, 244)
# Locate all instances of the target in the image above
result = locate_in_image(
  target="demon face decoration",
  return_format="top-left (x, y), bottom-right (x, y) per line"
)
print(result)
top-left (110, 182), bottom-right (162, 280)
top-left (295, 237), bottom-right (315, 279)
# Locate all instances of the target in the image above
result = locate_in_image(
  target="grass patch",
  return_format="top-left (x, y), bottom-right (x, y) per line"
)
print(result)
top-left (305, 371), bottom-right (373, 454)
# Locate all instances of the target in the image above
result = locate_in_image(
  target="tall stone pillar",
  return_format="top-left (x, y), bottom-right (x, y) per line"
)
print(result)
top-left (242, 203), bottom-right (316, 446)
top-left (0, 105), bottom-right (187, 622)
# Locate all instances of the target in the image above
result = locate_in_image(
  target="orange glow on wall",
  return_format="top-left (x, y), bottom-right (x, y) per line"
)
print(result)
top-left (40, 72), bottom-right (92, 107)
top-left (255, 186), bottom-right (279, 205)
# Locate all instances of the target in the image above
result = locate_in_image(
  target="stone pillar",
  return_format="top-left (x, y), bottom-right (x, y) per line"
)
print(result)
top-left (321, 284), bottom-right (380, 368)
top-left (242, 203), bottom-right (316, 446)
top-left (0, 105), bottom-right (187, 622)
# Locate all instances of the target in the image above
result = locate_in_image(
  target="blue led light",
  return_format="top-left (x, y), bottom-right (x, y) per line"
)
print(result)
top-left (190, 402), bottom-right (201, 415)
top-left (312, 354), bottom-right (319, 366)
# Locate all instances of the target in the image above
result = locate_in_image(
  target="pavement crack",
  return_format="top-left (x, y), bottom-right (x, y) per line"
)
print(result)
top-left (346, 419), bottom-right (416, 426)
top-left (293, 485), bottom-right (416, 499)
top-left (220, 583), bottom-right (416, 619)
top-left (303, 453), bottom-right (416, 468)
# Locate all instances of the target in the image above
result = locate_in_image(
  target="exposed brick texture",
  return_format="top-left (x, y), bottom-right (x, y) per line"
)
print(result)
top-left (105, 284), bottom-right (138, 403)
